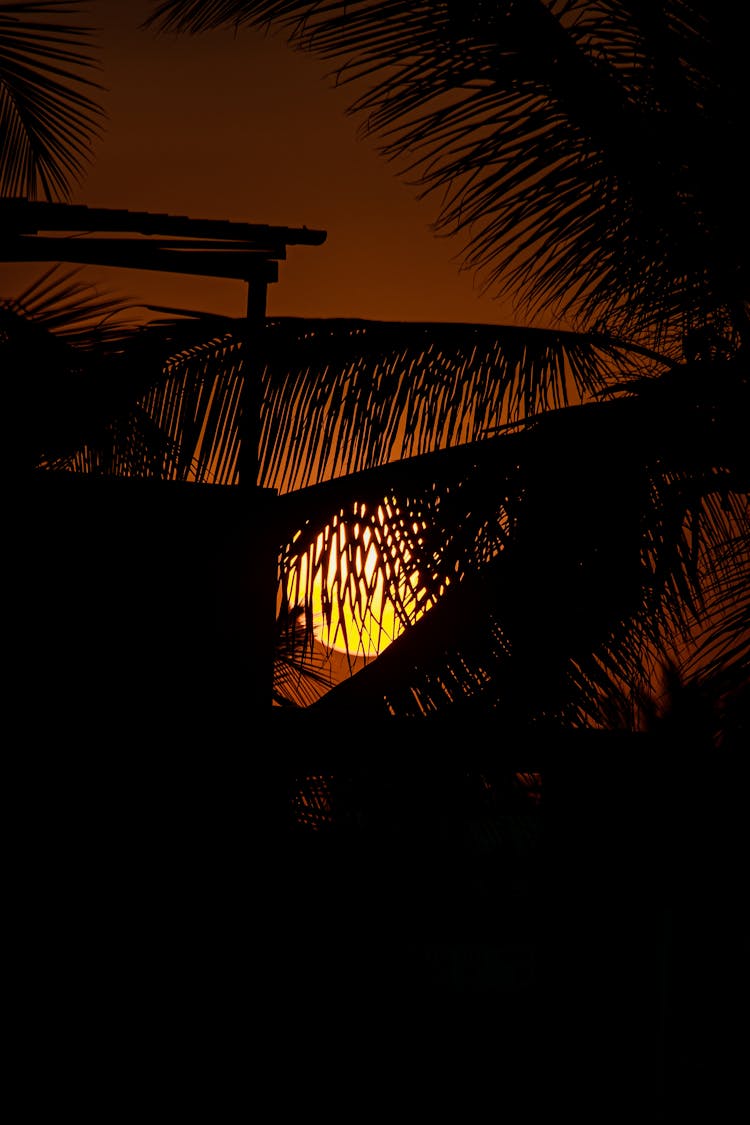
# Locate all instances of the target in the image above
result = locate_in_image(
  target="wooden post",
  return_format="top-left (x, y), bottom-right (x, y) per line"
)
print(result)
top-left (239, 277), bottom-right (268, 490)
top-left (237, 275), bottom-right (278, 714)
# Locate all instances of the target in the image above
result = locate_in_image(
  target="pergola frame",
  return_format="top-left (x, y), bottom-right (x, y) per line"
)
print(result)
top-left (1, 197), bottom-right (327, 486)
top-left (7, 197), bottom-right (327, 714)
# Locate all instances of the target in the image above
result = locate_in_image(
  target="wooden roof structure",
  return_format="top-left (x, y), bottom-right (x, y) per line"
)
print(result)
top-left (3, 197), bottom-right (327, 487)
top-left (0, 197), bottom-right (327, 284)
top-left (10, 199), bottom-right (328, 713)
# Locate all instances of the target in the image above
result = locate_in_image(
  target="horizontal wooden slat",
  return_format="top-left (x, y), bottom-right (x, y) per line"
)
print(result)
top-left (0, 234), bottom-right (281, 282)
top-left (0, 197), bottom-right (327, 246)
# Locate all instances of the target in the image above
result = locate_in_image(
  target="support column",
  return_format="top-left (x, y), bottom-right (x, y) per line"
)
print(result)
top-left (239, 278), bottom-right (268, 490)
top-left (237, 275), bottom-right (277, 714)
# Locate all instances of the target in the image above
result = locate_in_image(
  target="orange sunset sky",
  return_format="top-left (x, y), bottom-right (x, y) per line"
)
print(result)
top-left (1, 0), bottom-right (521, 327)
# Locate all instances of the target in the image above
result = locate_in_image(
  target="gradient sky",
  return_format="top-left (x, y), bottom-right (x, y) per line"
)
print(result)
top-left (2, 0), bottom-right (522, 327)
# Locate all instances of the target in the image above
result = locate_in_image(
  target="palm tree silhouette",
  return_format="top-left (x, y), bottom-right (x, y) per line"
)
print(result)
top-left (0, 0), bottom-right (104, 199)
top-left (6, 3), bottom-right (747, 1114)
top-left (7, 3), bottom-right (747, 732)
top-left (134, 0), bottom-right (748, 736)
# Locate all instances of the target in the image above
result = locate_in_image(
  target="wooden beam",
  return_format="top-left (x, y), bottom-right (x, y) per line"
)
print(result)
top-left (0, 198), bottom-right (327, 247)
top-left (0, 235), bottom-right (281, 282)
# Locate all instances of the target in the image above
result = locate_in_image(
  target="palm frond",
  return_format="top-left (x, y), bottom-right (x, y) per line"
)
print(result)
top-left (259, 317), bottom-right (665, 664)
top-left (12, 257), bottom-right (744, 728)
top-left (259, 316), bottom-right (668, 492)
top-left (70, 311), bottom-right (657, 489)
top-left (49, 303), bottom-right (733, 690)
top-left (143, 1), bottom-right (750, 347)
top-left (273, 604), bottom-right (341, 707)
top-left (2, 264), bottom-right (157, 466)
top-left (2, 270), bottom-right (244, 472)
top-left (0, 1), bottom-right (106, 200)
top-left (297, 365), bottom-right (749, 720)
top-left (2, 262), bottom-right (139, 351)
top-left (566, 501), bottom-right (749, 750)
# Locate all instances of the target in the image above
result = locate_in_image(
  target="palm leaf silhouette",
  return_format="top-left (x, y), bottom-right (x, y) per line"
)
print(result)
top-left (16, 277), bottom-right (746, 719)
top-left (10, 11), bottom-right (748, 1101)
top-left (139, 0), bottom-right (749, 734)
top-left (0, 1), bottom-right (105, 199)
top-left (4, 265), bottom-right (220, 471)
top-left (12, 2), bottom-right (748, 728)
top-left (145, 1), bottom-right (749, 350)
top-left (6, 9), bottom-right (744, 1108)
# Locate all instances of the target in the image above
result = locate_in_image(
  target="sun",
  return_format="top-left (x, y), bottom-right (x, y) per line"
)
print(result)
top-left (309, 555), bottom-right (416, 657)
top-left (286, 504), bottom-right (429, 658)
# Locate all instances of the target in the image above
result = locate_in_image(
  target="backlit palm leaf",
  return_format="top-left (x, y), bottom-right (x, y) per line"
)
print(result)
top-left (258, 316), bottom-right (666, 491)
top-left (81, 310), bottom-right (664, 663)
top-left (307, 380), bottom-right (749, 721)
top-left (20, 282), bottom-right (743, 707)
top-left (70, 308), bottom-right (654, 487)
top-left (16, 3), bottom-right (749, 729)
top-left (17, 302), bottom-right (748, 720)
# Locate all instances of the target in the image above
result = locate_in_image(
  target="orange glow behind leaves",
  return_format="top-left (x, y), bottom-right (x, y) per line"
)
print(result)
top-left (287, 503), bottom-right (436, 657)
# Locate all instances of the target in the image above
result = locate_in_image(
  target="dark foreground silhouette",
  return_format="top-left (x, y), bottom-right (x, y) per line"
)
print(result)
top-left (20, 680), bottom-right (741, 1120)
